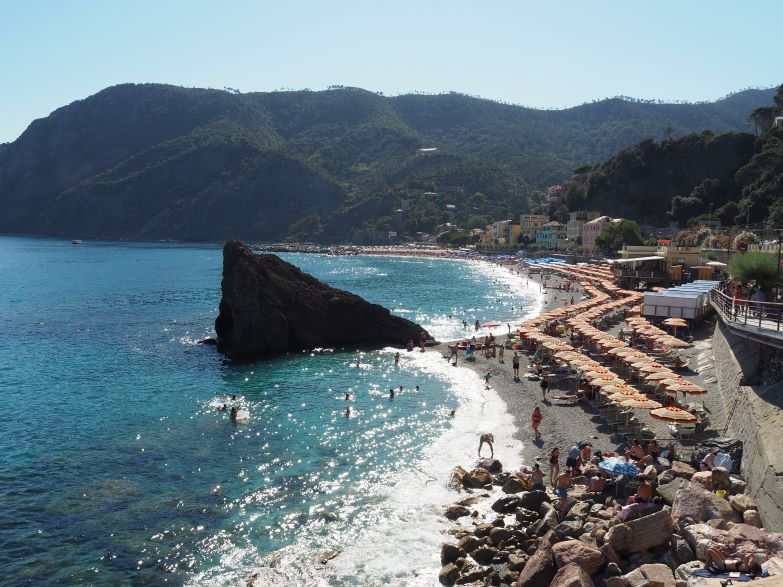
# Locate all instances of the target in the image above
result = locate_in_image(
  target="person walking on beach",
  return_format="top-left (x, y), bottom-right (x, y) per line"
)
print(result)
top-left (478, 433), bottom-right (494, 458)
top-left (548, 447), bottom-right (560, 487)
top-left (484, 372), bottom-right (491, 389)
top-left (531, 463), bottom-right (545, 491)
top-left (566, 443), bottom-right (582, 473)
top-left (512, 353), bottom-right (520, 380)
top-left (531, 406), bottom-right (543, 439)
top-left (540, 374), bottom-right (549, 401)
top-left (497, 344), bottom-right (504, 363)
top-left (507, 322), bottom-right (511, 334)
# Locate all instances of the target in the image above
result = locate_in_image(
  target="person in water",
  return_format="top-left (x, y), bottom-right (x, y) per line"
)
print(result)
top-left (345, 406), bottom-right (350, 418)
top-left (478, 433), bottom-right (494, 458)
top-left (217, 403), bottom-right (227, 412)
top-left (394, 352), bottom-right (400, 365)
top-left (449, 409), bottom-right (456, 418)
top-left (389, 388), bottom-right (395, 399)
top-left (230, 406), bottom-right (238, 421)
top-left (345, 392), bottom-right (350, 400)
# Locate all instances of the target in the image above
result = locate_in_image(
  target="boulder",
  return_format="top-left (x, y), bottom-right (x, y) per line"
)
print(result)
top-left (519, 490), bottom-right (550, 512)
top-left (569, 501), bottom-right (593, 519)
top-left (442, 542), bottom-right (466, 565)
top-left (458, 535), bottom-right (483, 553)
top-left (744, 509), bottom-right (762, 528)
top-left (681, 523), bottom-right (726, 560)
top-left (444, 505), bottom-right (471, 520)
top-left (657, 469), bottom-right (677, 485)
top-left (674, 538), bottom-right (695, 563)
top-left (729, 493), bottom-right (757, 513)
top-left (490, 527), bottom-right (514, 546)
top-left (515, 530), bottom-right (558, 587)
top-left (674, 560), bottom-right (703, 582)
top-left (605, 510), bottom-right (674, 555)
top-left (455, 563), bottom-right (484, 584)
top-left (622, 563), bottom-right (675, 587)
top-left (555, 519), bottom-right (584, 539)
top-left (439, 562), bottom-right (460, 585)
top-left (605, 562), bottom-right (622, 577)
top-left (656, 476), bottom-right (688, 505)
top-left (670, 461), bottom-right (696, 479)
top-left (534, 507), bottom-right (560, 536)
top-left (690, 471), bottom-right (712, 490)
top-left (502, 475), bottom-right (528, 494)
top-left (474, 523), bottom-right (494, 538)
top-left (470, 545), bottom-right (498, 565)
top-left (552, 540), bottom-right (606, 575)
top-left (492, 495), bottom-right (524, 514)
top-left (516, 507), bottom-right (540, 525)
top-left (455, 494), bottom-right (485, 507)
top-left (508, 553), bottom-right (527, 571)
top-left (463, 468), bottom-right (492, 488)
top-left (449, 466), bottom-right (467, 490)
top-left (550, 562), bottom-right (596, 587)
top-left (477, 458), bottom-right (503, 473)
top-left (671, 480), bottom-right (740, 524)
top-left (215, 242), bottom-right (429, 358)
top-left (600, 543), bottom-right (621, 566)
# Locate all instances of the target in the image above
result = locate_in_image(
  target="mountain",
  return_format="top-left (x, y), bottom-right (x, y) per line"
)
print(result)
top-left (0, 83), bottom-right (776, 241)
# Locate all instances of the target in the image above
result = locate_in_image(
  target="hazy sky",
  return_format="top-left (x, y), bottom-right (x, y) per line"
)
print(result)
top-left (1, 0), bottom-right (780, 143)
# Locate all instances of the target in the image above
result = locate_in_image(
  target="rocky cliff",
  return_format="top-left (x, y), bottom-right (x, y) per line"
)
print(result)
top-left (214, 241), bottom-right (429, 358)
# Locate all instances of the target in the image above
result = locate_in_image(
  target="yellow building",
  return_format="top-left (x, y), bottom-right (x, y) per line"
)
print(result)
top-left (520, 214), bottom-right (550, 243)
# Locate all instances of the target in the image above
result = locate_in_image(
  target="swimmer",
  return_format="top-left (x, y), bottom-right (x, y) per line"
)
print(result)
top-left (399, 385), bottom-right (403, 393)
top-left (389, 388), bottom-right (395, 399)
top-left (217, 403), bottom-right (227, 412)
top-left (394, 352), bottom-right (400, 365)
top-left (230, 406), bottom-right (238, 421)
top-left (345, 393), bottom-right (350, 401)
top-left (415, 385), bottom-right (420, 392)
top-left (345, 406), bottom-right (350, 418)
top-left (231, 395), bottom-right (237, 401)
top-left (449, 409), bottom-right (456, 418)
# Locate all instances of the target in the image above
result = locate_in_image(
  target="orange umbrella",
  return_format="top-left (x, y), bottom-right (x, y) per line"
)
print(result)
top-left (621, 398), bottom-right (663, 409)
top-left (637, 363), bottom-right (669, 373)
top-left (650, 406), bottom-right (698, 423)
top-left (666, 383), bottom-right (708, 395)
top-left (591, 377), bottom-right (626, 388)
top-left (644, 371), bottom-right (676, 382)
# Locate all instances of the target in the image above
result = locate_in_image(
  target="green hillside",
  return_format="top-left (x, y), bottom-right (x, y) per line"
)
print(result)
top-left (0, 83), bottom-right (776, 241)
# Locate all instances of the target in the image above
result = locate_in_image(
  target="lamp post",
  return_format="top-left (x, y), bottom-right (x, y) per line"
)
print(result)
top-left (709, 202), bottom-right (713, 223)
top-left (777, 230), bottom-right (782, 301)
top-left (746, 204), bottom-right (752, 229)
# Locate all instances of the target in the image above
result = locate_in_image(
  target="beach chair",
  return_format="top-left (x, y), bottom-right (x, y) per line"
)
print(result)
top-left (670, 423), bottom-right (696, 441)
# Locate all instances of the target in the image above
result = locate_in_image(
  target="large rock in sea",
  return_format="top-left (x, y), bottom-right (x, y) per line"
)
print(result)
top-left (215, 241), bottom-right (429, 358)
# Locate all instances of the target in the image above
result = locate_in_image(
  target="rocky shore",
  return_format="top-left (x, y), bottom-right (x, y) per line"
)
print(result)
top-left (432, 265), bottom-right (783, 586)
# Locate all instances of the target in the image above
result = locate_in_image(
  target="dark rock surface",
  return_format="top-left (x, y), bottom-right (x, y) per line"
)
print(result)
top-left (215, 241), bottom-right (429, 358)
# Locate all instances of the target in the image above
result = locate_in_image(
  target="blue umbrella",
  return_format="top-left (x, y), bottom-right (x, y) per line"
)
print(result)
top-left (598, 457), bottom-right (640, 476)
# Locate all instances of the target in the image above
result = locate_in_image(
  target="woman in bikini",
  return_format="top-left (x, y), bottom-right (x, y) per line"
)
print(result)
top-left (548, 447), bottom-right (560, 487)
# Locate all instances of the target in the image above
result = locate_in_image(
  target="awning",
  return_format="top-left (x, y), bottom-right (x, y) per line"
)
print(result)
top-left (608, 256), bottom-right (666, 264)
top-left (705, 261), bottom-right (727, 268)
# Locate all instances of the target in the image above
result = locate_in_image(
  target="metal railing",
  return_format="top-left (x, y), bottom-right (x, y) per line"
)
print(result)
top-left (710, 289), bottom-right (783, 332)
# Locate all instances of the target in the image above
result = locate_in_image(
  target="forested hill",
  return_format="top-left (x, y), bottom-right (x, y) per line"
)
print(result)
top-left (0, 83), bottom-right (775, 242)
top-left (561, 85), bottom-right (783, 228)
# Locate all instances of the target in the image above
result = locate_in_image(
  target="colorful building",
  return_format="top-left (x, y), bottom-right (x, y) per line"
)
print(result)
top-left (491, 220), bottom-right (521, 246)
top-left (520, 214), bottom-right (550, 243)
top-left (567, 210), bottom-right (601, 245)
top-left (536, 221), bottom-right (566, 250)
top-left (582, 215), bottom-right (612, 253)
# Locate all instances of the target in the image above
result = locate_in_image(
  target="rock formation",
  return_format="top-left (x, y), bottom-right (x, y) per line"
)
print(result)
top-left (215, 241), bottom-right (429, 358)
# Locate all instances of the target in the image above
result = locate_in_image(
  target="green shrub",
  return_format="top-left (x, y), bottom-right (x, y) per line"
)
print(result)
top-left (728, 251), bottom-right (778, 290)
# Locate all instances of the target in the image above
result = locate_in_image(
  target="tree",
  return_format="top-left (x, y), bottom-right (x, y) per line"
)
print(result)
top-left (748, 106), bottom-right (778, 135)
top-left (594, 219), bottom-right (643, 254)
top-left (728, 251), bottom-right (777, 290)
top-left (715, 201), bottom-right (740, 226)
top-left (669, 195), bottom-right (704, 226)
top-left (286, 213), bottom-right (322, 242)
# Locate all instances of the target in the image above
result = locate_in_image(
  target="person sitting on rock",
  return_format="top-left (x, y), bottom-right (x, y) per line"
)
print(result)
top-left (705, 544), bottom-right (764, 575)
top-left (478, 433), bottom-right (494, 458)
top-left (625, 439), bottom-right (645, 462)
top-left (626, 478), bottom-right (653, 505)
top-left (701, 449), bottom-right (719, 471)
top-left (588, 471), bottom-right (606, 494)
top-left (711, 466), bottom-right (731, 493)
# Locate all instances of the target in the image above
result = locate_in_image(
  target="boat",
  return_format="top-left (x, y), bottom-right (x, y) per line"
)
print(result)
top-left (72, 240), bottom-right (83, 245)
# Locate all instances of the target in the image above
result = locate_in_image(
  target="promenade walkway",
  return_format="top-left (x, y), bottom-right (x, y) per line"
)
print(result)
top-left (710, 289), bottom-right (783, 348)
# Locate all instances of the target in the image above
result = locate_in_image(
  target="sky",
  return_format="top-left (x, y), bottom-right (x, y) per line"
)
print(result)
top-left (1, 0), bottom-right (780, 143)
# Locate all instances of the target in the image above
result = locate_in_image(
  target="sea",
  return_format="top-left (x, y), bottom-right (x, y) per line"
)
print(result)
top-left (0, 236), bottom-right (542, 586)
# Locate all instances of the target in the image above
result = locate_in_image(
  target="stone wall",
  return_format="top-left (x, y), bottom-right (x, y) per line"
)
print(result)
top-left (713, 321), bottom-right (783, 532)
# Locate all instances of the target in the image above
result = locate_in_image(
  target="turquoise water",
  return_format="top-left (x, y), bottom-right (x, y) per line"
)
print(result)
top-left (0, 237), bottom-right (538, 586)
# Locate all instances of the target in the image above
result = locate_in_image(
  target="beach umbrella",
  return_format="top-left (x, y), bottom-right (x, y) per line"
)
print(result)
top-left (607, 348), bottom-right (634, 357)
top-left (602, 384), bottom-right (639, 394)
top-left (591, 377), bottom-right (626, 388)
top-left (663, 339), bottom-right (692, 348)
top-left (554, 350), bottom-right (580, 359)
top-left (621, 398), bottom-right (662, 409)
top-left (666, 383), bottom-right (708, 395)
top-left (644, 371), bottom-right (676, 382)
top-left (607, 392), bottom-right (646, 402)
top-left (599, 340), bottom-right (627, 349)
top-left (650, 406), bottom-right (698, 423)
top-left (637, 363), bottom-right (669, 373)
top-left (598, 457), bottom-right (640, 476)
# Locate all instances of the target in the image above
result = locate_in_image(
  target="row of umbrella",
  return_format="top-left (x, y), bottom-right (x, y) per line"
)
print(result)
top-left (516, 262), bottom-right (701, 425)
top-left (625, 311), bottom-right (692, 350)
